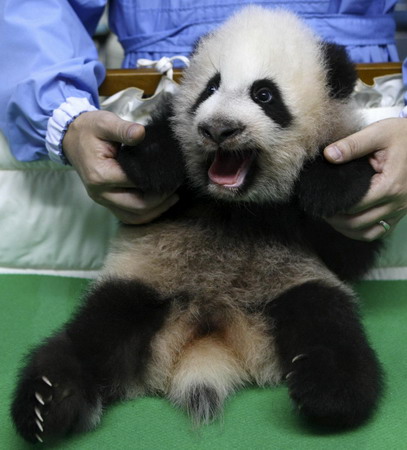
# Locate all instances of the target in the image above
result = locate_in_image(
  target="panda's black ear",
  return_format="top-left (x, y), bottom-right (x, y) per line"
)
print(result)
top-left (321, 42), bottom-right (358, 99)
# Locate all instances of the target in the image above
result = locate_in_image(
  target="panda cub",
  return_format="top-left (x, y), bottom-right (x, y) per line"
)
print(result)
top-left (12, 6), bottom-right (384, 443)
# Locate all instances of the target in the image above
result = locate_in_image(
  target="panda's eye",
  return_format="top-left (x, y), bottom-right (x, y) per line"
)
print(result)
top-left (250, 79), bottom-right (293, 127)
top-left (206, 83), bottom-right (218, 94)
top-left (254, 87), bottom-right (273, 103)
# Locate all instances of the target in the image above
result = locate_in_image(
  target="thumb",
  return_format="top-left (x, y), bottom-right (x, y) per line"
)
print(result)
top-left (121, 122), bottom-right (146, 146)
top-left (97, 112), bottom-right (145, 145)
top-left (324, 125), bottom-right (380, 164)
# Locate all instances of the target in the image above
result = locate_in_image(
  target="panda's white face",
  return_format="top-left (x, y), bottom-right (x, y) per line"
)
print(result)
top-left (173, 7), bottom-right (359, 204)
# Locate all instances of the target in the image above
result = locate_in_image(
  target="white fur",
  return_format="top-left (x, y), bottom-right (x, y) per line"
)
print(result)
top-left (173, 6), bottom-right (360, 203)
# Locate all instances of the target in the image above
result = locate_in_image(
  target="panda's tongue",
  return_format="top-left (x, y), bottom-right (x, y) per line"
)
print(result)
top-left (208, 150), bottom-right (252, 187)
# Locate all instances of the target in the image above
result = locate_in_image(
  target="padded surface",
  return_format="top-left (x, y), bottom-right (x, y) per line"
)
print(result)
top-left (1, 275), bottom-right (407, 449)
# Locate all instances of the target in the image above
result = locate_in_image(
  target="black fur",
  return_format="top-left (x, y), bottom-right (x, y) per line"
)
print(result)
top-left (191, 72), bottom-right (221, 113)
top-left (11, 279), bottom-right (171, 443)
top-left (264, 281), bottom-right (383, 428)
top-left (11, 333), bottom-right (100, 443)
top-left (321, 42), bottom-right (358, 99)
top-left (295, 151), bottom-right (375, 218)
top-left (293, 150), bottom-right (383, 280)
top-left (212, 203), bottom-right (380, 283)
top-left (117, 100), bottom-right (185, 194)
top-left (250, 79), bottom-right (293, 128)
top-left (303, 218), bottom-right (382, 281)
top-left (293, 149), bottom-right (383, 280)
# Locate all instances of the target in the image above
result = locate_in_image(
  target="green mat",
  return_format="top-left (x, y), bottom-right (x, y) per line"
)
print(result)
top-left (1, 275), bottom-right (406, 449)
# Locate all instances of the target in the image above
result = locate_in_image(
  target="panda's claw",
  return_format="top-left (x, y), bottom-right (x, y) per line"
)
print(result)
top-left (292, 354), bottom-right (307, 364)
top-left (42, 376), bottom-right (53, 387)
top-left (34, 407), bottom-right (43, 422)
top-left (35, 392), bottom-right (45, 406)
top-left (285, 354), bottom-right (307, 379)
top-left (35, 433), bottom-right (44, 443)
top-left (35, 419), bottom-right (44, 433)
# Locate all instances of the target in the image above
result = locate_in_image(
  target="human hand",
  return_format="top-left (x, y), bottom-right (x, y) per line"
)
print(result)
top-left (63, 110), bottom-right (179, 224)
top-left (323, 118), bottom-right (407, 241)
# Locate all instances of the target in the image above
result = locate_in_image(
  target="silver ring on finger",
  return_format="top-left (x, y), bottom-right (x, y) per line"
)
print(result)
top-left (378, 220), bottom-right (391, 234)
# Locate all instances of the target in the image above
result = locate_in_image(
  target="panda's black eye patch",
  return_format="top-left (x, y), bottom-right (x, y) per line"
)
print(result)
top-left (250, 79), bottom-right (292, 128)
top-left (191, 72), bottom-right (221, 113)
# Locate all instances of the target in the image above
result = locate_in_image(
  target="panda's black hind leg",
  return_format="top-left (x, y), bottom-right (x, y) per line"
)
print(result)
top-left (11, 278), bottom-right (171, 443)
top-left (265, 281), bottom-right (383, 429)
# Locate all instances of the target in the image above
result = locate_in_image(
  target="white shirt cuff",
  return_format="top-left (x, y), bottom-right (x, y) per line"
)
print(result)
top-left (45, 97), bottom-right (98, 164)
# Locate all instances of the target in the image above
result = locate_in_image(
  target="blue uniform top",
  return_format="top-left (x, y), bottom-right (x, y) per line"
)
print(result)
top-left (0, 0), bottom-right (399, 163)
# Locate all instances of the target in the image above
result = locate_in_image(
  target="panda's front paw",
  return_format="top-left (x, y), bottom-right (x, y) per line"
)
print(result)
top-left (118, 141), bottom-right (186, 194)
top-left (296, 155), bottom-right (375, 218)
top-left (285, 346), bottom-right (382, 428)
top-left (117, 120), bottom-right (185, 195)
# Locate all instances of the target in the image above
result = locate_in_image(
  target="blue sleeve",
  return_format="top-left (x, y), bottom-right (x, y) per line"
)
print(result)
top-left (0, 0), bottom-right (107, 161)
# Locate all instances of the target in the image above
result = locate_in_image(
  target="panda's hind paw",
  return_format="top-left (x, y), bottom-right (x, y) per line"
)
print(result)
top-left (11, 373), bottom-right (56, 443)
top-left (286, 346), bottom-right (382, 429)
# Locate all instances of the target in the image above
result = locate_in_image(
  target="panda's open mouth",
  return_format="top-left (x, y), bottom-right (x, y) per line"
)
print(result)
top-left (208, 149), bottom-right (256, 189)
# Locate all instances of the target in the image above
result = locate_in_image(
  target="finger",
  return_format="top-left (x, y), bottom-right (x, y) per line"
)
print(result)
top-left (109, 194), bottom-right (180, 225)
top-left (326, 212), bottom-right (403, 241)
top-left (101, 190), bottom-right (178, 212)
top-left (326, 202), bottom-right (401, 231)
top-left (339, 172), bottom-right (395, 215)
top-left (324, 122), bottom-right (387, 164)
top-left (329, 224), bottom-right (384, 242)
top-left (328, 217), bottom-right (400, 242)
top-left (95, 112), bottom-right (145, 145)
top-left (83, 157), bottom-right (138, 190)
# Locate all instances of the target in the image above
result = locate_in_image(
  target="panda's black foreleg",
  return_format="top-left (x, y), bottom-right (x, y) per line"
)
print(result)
top-left (295, 153), bottom-right (382, 282)
top-left (296, 153), bottom-right (375, 219)
top-left (11, 278), bottom-right (170, 443)
top-left (265, 281), bottom-right (383, 429)
top-left (117, 107), bottom-right (185, 195)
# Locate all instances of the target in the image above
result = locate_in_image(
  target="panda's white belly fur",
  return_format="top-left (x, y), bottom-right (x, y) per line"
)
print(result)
top-left (101, 219), bottom-right (343, 400)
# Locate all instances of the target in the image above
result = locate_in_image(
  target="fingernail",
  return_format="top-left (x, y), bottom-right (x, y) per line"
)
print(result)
top-left (325, 145), bottom-right (343, 161)
top-left (126, 124), bottom-right (145, 142)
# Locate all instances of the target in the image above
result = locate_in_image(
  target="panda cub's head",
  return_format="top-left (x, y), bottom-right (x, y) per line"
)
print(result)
top-left (173, 6), bottom-right (359, 204)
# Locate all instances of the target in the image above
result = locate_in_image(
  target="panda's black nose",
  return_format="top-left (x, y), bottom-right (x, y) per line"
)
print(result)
top-left (198, 122), bottom-right (244, 144)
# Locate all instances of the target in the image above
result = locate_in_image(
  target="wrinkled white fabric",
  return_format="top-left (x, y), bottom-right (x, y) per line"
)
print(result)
top-left (353, 74), bottom-right (405, 123)
top-left (101, 76), bottom-right (179, 124)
